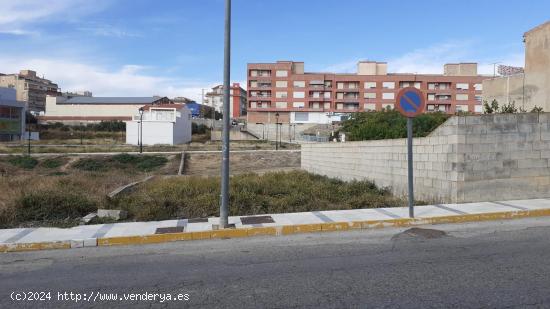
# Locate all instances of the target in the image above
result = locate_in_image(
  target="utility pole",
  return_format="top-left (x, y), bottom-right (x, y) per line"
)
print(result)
top-left (219, 0), bottom-right (231, 229)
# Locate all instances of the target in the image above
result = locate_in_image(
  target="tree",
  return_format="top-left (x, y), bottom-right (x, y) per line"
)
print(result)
top-left (531, 105), bottom-right (544, 113)
top-left (500, 101), bottom-right (518, 113)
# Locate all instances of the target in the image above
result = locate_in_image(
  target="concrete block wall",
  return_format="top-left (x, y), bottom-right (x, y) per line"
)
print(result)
top-left (301, 113), bottom-right (550, 203)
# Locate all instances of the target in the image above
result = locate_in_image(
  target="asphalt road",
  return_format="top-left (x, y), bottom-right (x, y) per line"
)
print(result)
top-left (2, 217), bottom-right (550, 308)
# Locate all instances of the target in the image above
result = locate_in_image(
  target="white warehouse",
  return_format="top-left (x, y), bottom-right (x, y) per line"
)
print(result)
top-left (126, 104), bottom-right (192, 146)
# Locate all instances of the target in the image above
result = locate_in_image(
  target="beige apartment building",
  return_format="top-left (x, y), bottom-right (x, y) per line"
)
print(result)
top-left (0, 70), bottom-right (59, 113)
top-left (483, 21), bottom-right (550, 111)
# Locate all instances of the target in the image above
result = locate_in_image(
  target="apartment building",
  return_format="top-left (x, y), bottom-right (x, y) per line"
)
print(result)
top-left (0, 87), bottom-right (26, 141)
top-left (205, 83), bottom-right (247, 118)
top-left (246, 61), bottom-right (488, 124)
top-left (0, 70), bottom-right (59, 113)
top-left (483, 21), bottom-right (550, 111)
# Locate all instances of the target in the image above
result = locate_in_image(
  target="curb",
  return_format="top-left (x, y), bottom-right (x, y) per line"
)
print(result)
top-left (3, 208), bottom-right (550, 253)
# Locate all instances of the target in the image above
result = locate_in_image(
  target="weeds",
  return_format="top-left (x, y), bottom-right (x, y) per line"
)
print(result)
top-left (111, 170), bottom-right (405, 221)
top-left (7, 156), bottom-right (38, 169)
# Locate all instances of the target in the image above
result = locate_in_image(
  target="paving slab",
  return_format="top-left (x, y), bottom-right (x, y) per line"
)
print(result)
top-left (1, 198), bottom-right (549, 252)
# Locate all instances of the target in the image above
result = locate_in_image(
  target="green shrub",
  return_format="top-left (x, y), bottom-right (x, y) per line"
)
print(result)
top-left (73, 158), bottom-right (106, 171)
top-left (13, 189), bottom-right (96, 224)
top-left (340, 110), bottom-right (449, 141)
top-left (112, 153), bottom-right (139, 164)
top-left (41, 157), bottom-right (66, 169)
top-left (192, 123), bottom-right (209, 134)
top-left (7, 156), bottom-right (38, 169)
top-left (111, 153), bottom-right (167, 171)
top-left (135, 156), bottom-right (168, 171)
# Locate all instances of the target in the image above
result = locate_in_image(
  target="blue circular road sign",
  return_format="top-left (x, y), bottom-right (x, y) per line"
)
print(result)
top-left (396, 87), bottom-right (426, 118)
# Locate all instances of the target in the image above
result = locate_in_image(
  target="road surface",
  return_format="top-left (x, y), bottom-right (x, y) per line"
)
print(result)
top-left (2, 217), bottom-right (550, 308)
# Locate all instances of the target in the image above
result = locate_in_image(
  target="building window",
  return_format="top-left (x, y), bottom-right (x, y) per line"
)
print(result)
top-left (293, 81), bottom-right (305, 87)
top-left (456, 94), bottom-right (469, 101)
top-left (474, 83), bottom-right (482, 91)
top-left (456, 83), bottom-right (469, 90)
top-left (382, 92), bottom-right (395, 100)
top-left (275, 81), bottom-right (288, 88)
top-left (364, 82), bottom-right (376, 89)
top-left (474, 105), bottom-right (483, 113)
top-left (364, 103), bottom-right (376, 111)
top-left (336, 103), bottom-right (343, 109)
top-left (475, 95), bottom-right (482, 102)
top-left (250, 102), bottom-right (257, 108)
top-left (275, 91), bottom-right (287, 98)
top-left (382, 82), bottom-right (395, 89)
top-left (276, 102), bottom-right (288, 108)
top-left (293, 102), bottom-right (305, 108)
top-left (323, 102), bottom-right (330, 109)
top-left (293, 91), bottom-right (305, 99)
top-left (428, 93), bottom-right (436, 101)
top-left (250, 70), bottom-right (258, 77)
top-left (364, 92), bottom-right (376, 99)
top-left (295, 112), bottom-right (309, 122)
top-left (311, 102), bottom-right (320, 109)
top-left (336, 82), bottom-right (344, 89)
top-left (348, 82), bottom-right (359, 89)
top-left (276, 70), bottom-right (288, 77)
top-left (336, 92), bottom-right (344, 100)
top-left (456, 105), bottom-right (469, 112)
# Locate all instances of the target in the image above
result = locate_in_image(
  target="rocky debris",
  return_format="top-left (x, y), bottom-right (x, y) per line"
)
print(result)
top-left (97, 209), bottom-right (127, 221)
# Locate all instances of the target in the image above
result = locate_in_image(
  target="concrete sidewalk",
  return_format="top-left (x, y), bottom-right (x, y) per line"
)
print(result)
top-left (1, 198), bottom-right (550, 252)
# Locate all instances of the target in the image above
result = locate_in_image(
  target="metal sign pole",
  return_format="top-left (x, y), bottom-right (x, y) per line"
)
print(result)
top-left (407, 117), bottom-right (414, 218)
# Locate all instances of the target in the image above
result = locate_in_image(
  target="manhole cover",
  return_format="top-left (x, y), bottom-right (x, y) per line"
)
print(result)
top-left (187, 218), bottom-right (209, 223)
top-left (392, 227), bottom-right (448, 240)
top-left (155, 227), bottom-right (185, 234)
top-left (240, 215), bottom-right (275, 225)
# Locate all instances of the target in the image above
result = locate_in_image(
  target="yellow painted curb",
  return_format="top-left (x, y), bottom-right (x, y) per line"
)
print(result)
top-left (4, 207), bottom-right (550, 253)
top-left (0, 241), bottom-right (71, 253)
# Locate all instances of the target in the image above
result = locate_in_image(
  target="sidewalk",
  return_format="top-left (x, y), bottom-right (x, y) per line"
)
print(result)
top-left (2, 198), bottom-right (550, 252)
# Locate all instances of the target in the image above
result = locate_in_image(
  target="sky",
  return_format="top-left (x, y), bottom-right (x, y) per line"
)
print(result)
top-left (0, 0), bottom-right (548, 102)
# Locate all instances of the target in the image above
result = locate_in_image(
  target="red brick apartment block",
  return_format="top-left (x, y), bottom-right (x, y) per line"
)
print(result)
top-left (246, 60), bottom-right (489, 124)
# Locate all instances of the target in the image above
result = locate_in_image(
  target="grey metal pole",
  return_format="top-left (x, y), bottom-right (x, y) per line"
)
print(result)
top-left (140, 113), bottom-right (143, 154)
top-left (219, 0), bottom-right (231, 229)
top-left (407, 117), bottom-right (414, 218)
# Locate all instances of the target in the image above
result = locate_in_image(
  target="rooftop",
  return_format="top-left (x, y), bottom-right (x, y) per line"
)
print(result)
top-left (60, 96), bottom-right (168, 105)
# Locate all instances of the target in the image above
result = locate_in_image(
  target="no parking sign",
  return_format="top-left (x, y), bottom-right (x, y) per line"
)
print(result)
top-left (396, 87), bottom-right (426, 218)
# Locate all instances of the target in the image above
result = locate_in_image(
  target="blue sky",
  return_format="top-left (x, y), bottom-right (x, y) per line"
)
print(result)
top-left (0, 0), bottom-right (548, 101)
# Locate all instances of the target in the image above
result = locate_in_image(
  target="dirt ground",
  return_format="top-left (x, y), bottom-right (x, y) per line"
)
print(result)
top-left (183, 151), bottom-right (301, 176)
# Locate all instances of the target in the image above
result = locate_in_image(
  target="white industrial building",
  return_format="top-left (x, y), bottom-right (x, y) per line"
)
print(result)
top-left (126, 104), bottom-right (192, 146)
top-left (42, 95), bottom-right (173, 124)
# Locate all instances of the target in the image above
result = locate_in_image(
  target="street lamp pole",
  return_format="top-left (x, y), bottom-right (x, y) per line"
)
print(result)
top-left (139, 107), bottom-right (144, 154)
top-left (275, 113), bottom-right (279, 150)
top-left (219, 0), bottom-right (231, 229)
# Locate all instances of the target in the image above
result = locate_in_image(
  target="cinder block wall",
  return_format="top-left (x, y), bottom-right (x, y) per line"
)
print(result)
top-left (301, 113), bottom-right (550, 203)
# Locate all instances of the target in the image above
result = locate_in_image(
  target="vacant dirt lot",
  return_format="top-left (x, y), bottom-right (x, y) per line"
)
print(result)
top-left (183, 151), bottom-right (301, 176)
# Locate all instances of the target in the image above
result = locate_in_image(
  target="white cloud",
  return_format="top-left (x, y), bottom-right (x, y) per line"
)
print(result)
top-left (321, 40), bottom-right (525, 75)
top-left (322, 60), bottom-right (357, 73)
top-left (0, 0), bottom-right (109, 35)
top-left (388, 41), bottom-right (472, 74)
top-left (0, 54), bottom-right (218, 102)
top-left (77, 23), bottom-right (141, 38)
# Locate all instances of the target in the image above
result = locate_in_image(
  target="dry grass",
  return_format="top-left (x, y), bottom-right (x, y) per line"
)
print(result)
top-left (110, 171), bottom-right (409, 222)
top-left (0, 154), bottom-right (176, 228)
